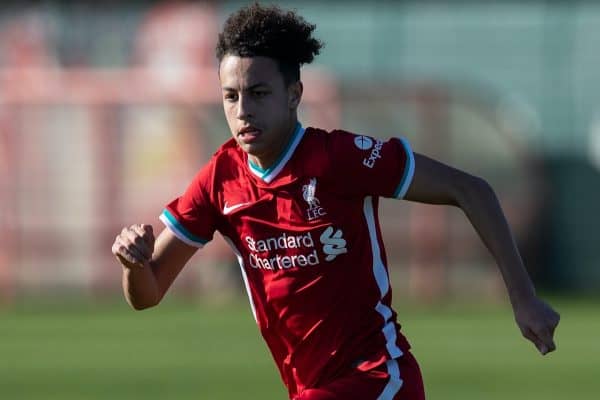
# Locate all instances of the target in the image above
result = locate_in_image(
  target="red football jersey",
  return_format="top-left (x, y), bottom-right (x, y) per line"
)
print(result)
top-left (160, 123), bottom-right (416, 398)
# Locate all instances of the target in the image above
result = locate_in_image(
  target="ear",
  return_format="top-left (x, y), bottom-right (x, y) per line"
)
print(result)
top-left (288, 81), bottom-right (303, 109)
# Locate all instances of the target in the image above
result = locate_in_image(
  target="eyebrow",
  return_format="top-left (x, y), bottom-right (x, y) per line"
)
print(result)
top-left (222, 83), bottom-right (269, 91)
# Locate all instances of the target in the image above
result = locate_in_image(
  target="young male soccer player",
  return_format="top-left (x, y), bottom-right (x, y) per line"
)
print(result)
top-left (112, 4), bottom-right (560, 399)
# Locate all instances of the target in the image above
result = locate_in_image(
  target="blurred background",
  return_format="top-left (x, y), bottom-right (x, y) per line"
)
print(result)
top-left (1, 1), bottom-right (598, 399)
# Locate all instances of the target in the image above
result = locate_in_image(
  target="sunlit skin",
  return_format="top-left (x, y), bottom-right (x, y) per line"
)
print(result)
top-left (219, 55), bottom-right (303, 170)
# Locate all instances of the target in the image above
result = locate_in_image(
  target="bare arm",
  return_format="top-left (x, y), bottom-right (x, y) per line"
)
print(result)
top-left (404, 153), bottom-right (560, 355)
top-left (112, 225), bottom-right (197, 310)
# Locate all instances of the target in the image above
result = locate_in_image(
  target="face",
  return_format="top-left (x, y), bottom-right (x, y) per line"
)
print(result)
top-left (219, 55), bottom-right (302, 168)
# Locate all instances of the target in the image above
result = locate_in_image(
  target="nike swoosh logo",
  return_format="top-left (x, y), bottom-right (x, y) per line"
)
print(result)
top-left (223, 202), bottom-right (250, 215)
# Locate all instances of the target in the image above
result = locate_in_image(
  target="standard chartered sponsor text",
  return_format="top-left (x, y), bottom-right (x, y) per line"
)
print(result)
top-left (246, 231), bottom-right (314, 252)
top-left (249, 251), bottom-right (320, 270)
top-left (246, 231), bottom-right (320, 270)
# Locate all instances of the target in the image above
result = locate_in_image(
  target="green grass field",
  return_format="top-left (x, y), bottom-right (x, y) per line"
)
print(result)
top-left (1, 297), bottom-right (598, 399)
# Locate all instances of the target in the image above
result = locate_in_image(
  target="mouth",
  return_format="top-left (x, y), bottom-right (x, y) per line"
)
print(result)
top-left (238, 126), bottom-right (262, 144)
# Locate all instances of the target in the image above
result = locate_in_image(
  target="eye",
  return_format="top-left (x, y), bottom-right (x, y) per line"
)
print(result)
top-left (253, 90), bottom-right (269, 98)
top-left (224, 92), bottom-right (238, 102)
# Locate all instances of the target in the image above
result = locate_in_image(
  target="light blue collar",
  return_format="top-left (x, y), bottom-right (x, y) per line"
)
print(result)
top-left (247, 122), bottom-right (305, 183)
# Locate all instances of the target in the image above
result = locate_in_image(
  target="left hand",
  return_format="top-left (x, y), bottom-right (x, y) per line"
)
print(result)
top-left (512, 295), bottom-right (560, 355)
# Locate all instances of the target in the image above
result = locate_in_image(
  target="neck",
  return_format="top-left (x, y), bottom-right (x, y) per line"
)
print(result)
top-left (249, 118), bottom-right (298, 170)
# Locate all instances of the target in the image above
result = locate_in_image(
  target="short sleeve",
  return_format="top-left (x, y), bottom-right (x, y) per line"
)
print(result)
top-left (326, 131), bottom-right (415, 199)
top-left (159, 166), bottom-right (218, 248)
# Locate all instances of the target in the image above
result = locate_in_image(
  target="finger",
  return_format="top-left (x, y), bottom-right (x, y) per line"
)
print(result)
top-left (142, 224), bottom-right (155, 243)
top-left (124, 227), bottom-right (152, 260)
top-left (111, 236), bottom-right (123, 257)
top-left (134, 224), bottom-right (155, 249)
top-left (521, 327), bottom-right (547, 355)
top-left (537, 328), bottom-right (556, 353)
top-left (116, 234), bottom-right (148, 264)
top-left (114, 244), bottom-right (144, 267)
top-left (131, 224), bottom-right (153, 247)
top-left (532, 334), bottom-right (553, 355)
top-left (520, 326), bottom-right (537, 342)
top-left (126, 241), bottom-right (149, 263)
top-left (532, 336), bottom-right (550, 355)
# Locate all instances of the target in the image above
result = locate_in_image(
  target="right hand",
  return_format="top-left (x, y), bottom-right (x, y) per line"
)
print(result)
top-left (112, 224), bottom-right (155, 269)
top-left (513, 295), bottom-right (560, 355)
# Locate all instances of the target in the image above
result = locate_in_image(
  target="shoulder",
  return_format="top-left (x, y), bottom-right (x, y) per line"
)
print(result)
top-left (301, 126), bottom-right (377, 160)
top-left (293, 127), bottom-right (328, 173)
top-left (205, 138), bottom-right (245, 171)
top-left (211, 137), bottom-right (242, 161)
top-left (190, 138), bottom-right (244, 190)
top-left (304, 126), bottom-right (360, 139)
top-left (292, 126), bottom-right (365, 178)
top-left (299, 126), bottom-right (358, 150)
top-left (304, 126), bottom-right (369, 146)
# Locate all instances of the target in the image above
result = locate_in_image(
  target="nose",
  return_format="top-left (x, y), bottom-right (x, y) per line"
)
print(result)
top-left (236, 94), bottom-right (253, 120)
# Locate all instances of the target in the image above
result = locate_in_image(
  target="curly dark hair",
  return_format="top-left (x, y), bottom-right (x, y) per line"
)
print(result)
top-left (216, 2), bottom-right (323, 85)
